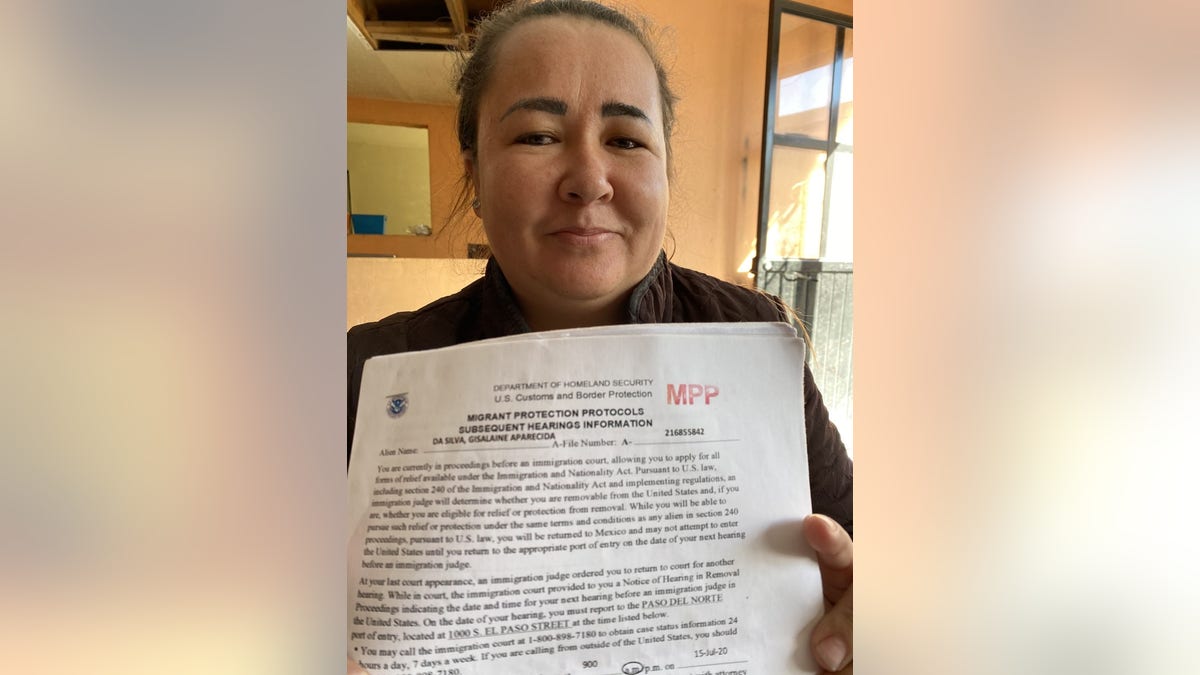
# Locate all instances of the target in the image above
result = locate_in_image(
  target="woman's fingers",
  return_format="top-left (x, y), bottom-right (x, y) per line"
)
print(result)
top-left (803, 514), bottom-right (853, 672)
top-left (802, 514), bottom-right (853, 602)
top-left (347, 656), bottom-right (370, 675)
top-left (811, 583), bottom-right (854, 672)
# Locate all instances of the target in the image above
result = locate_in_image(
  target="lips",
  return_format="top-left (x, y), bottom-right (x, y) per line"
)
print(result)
top-left (548, 227), bottom-right (619, 245)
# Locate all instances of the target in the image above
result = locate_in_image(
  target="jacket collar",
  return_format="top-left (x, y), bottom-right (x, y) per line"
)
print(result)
top-left (478, 257), bottom-right (534, 339)
top-left (626, 251), bottom-right (673, 323)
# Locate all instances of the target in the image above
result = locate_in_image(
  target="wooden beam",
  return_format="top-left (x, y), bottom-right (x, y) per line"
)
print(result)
top-left (367, 21), bottom-right (461, 46)
top-left (371, 32), bottom-right (460, 46)
top-left (366, 21), bottom-right (456, 36)
top-left (346, 0), bottom-right (378, 50)
top-left (444, 0), bottom-right (468, 36)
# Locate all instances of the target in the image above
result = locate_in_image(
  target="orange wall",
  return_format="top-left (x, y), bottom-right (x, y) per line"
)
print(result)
top-left (632, 0), bottom-right (768, 282)
top-left (794, 0), bottom-right (852, 13)
top-left (348, 258), bottom-right (485, 329)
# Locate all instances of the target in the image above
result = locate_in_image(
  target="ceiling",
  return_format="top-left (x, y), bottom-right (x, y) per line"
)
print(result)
top-left (346, 0), bottom-right (503, 105)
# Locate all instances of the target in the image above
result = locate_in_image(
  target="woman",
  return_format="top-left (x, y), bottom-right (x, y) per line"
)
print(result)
top-left (348, 1), bottom-right (852, 672)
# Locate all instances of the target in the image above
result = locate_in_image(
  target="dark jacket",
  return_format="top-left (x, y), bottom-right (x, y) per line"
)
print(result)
top-left (348, 254), bottom-right (853, 535)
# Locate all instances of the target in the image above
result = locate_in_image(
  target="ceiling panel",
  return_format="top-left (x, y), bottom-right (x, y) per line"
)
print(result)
top-left (347, 17), bottom-right (459, 105)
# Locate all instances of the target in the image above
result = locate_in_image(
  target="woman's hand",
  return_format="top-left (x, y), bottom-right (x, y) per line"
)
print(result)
top-left (347, 656), bottom-right (370, 675)
top-left (803, 514), bottom-right (853, 673)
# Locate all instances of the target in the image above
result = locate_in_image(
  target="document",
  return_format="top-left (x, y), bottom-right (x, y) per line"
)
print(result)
top-left (348, 324), bottom-right (824, 675)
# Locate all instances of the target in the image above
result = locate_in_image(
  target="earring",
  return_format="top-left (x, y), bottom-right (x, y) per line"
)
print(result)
top-left (471, 198), bottom-right (480, 210)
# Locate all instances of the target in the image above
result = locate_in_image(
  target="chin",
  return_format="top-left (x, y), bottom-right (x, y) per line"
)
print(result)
top-left (537, 264), bottom-right (634, 304)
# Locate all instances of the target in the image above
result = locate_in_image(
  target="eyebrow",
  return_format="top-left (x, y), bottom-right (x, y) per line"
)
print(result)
top-left (600, 101), bottom-right (650, 124)
top-left (499, 97), bottom-right (651, 124)
top-left (500, 97), bottom-right (567, 120)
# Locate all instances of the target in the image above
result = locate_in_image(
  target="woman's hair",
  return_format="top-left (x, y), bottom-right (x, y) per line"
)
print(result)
top-left (448, 0), bottom-right (677, 223)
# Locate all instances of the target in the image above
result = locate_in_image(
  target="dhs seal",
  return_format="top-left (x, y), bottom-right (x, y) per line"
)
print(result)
top-left (386, 393), bottom-right (409, 418)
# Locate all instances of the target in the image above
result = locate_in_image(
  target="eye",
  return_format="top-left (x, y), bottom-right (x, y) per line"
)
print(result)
top-left (609, 137), bottom-right (644, 150)
top-left (516, 133), bottom-right (556, 146)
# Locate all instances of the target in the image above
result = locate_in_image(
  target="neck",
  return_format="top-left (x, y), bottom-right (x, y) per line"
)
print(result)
top-left (517, 294), bottom-right (628, 332)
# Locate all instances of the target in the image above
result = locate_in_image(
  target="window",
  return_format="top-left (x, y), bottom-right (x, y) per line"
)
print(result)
top-left (756, 3), bottom-right (853, 266)
top-left (755, 2), bottom-right (854, 455)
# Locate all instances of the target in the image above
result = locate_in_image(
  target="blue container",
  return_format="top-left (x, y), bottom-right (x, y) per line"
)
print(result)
top-left (351, 214), bottom-right (386, 235)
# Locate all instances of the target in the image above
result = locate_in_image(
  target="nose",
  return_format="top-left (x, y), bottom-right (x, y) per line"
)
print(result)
top-left (557, 142), bottom-right (614, 205)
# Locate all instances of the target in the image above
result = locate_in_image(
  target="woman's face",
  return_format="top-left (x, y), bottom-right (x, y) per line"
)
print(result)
top-left (467, 16), bottom-right (669, 324)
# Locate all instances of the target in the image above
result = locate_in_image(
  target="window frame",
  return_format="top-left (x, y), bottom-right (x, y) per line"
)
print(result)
top-left (754, 1), bottom-right (854, 272)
